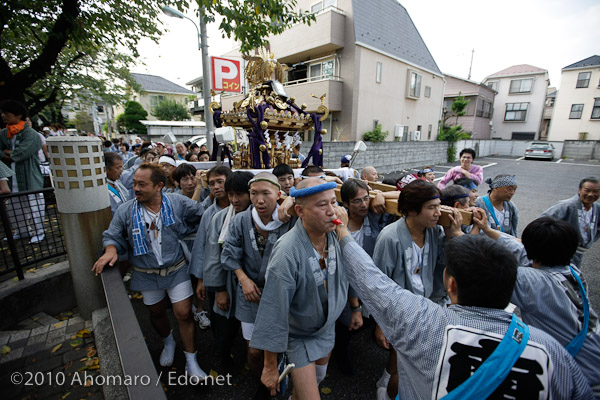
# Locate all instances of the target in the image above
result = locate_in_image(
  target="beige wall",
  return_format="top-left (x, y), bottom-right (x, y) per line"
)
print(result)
top-left (354, 46), bottom-right (444, 141)
top-left (549, 67), bottom-right (600, 141)
top-left (221, 0), bottom-right (444, 142)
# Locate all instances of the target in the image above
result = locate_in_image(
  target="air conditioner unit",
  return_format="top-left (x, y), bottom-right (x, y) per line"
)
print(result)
top-left (411, 131), bottom-right (421, 141)
top-left (394, 125), bottom-right (404, 137)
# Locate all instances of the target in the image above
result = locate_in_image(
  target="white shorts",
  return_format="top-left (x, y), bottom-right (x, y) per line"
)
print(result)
top-left (241, 322), bottom-right (255, 341)
top-left (142, 280), bottom-right (193, 306)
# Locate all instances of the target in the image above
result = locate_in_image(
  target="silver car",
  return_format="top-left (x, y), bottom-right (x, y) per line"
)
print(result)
top-left (524, 142), bottom-right (555, 160)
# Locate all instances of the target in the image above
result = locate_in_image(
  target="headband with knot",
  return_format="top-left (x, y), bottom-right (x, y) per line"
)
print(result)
top-left (486, 175), bottom-right (517, 189)
top-left (290, 181), bottom-right (337, 198)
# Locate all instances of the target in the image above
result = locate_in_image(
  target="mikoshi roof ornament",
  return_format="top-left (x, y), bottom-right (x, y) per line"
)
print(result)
top-left (210, 48), bottom-right (329, 169)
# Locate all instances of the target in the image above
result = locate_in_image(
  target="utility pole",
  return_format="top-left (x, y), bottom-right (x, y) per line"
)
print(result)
top-left (199, 8), bottom-right (215, 154)
top-left (468, 49), bottom-right (475, 81)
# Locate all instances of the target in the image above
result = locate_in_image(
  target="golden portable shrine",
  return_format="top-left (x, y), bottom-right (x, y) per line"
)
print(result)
top-left (208, 49), bottom-right (329, 170)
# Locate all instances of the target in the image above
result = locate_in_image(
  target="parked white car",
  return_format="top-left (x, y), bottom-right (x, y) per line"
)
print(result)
top-left (524, 142), bottom-right (555, 160)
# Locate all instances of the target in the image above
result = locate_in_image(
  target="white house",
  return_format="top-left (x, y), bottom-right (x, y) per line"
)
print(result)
top-left (548, 55), bottom-right (600, 141)
top-left (483, 65), bottom-right (549, 140)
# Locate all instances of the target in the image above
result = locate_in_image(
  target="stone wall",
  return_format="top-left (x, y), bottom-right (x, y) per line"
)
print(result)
top-left (562, 140), bottom-right (598, 160)
top-left (317, 141), bottom-right (448, 173)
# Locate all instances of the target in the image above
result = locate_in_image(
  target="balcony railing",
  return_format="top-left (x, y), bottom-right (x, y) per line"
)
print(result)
top-left (284, 74), bottom-right (343, 86)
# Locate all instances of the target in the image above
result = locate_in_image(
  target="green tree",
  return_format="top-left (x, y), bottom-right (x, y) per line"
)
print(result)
top-left (438, 94), bottom-right (471, 162)
top-left (73, 111), bottom-right (94, 133)
top-left (363, 124), bottom-right (389, 142)
top-left (0, 0), bottom-right (314, 117)
top-left (122, 101), bottom-right (148, 135)
top-left (152, 98), bottom-right (190, 121)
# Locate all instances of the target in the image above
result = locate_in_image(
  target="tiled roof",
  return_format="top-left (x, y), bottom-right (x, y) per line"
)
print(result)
top-left (352, 0), bottom-right (442, 75)
top-left (563, 55), bottom-right (600, 70)
top-left (485, 64), bottom-right (547, 78)
top-left (130, 73), bottom-right (194, 94)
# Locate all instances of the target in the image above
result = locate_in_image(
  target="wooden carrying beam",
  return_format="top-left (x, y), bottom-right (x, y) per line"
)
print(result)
top-left (279, 186), bottom-right (473, 227)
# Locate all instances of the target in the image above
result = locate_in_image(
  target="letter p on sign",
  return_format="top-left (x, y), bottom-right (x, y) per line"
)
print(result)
top-left (212, 57), bottom-right (241, 93)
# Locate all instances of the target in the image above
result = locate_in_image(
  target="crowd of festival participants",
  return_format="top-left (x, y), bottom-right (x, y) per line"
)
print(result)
top-left (1, 99), bottom-right (599, 399)
top-left (91, 134), bottom-right (600, 399)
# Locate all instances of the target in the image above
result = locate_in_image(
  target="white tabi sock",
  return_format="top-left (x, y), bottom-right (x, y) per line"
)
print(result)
top-left (159, 331), bottom-right (176, 367)
top-left (376, 387), bottom-right (392, 400)
top-left (315, 363), bottom-right (328, 384)
top-left (184, 351), bottom-right (207, 383)
top-left (376, 369), bottom-right (391, 389)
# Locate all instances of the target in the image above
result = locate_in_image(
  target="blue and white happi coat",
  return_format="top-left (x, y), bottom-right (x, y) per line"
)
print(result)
top-left (339, 237), bottom-right (594, 399)
top-left (250, 219), bottom-right (349, 368)
top-left (102, 193), bottom-right (205, 291)
top-left (540, 194), bottom-right (600, 267)
top-left (221, 206), bottom-right (296, 324)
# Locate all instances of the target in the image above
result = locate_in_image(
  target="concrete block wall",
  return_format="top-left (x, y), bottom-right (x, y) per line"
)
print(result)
top-left (562, 140), bottom-right (596, 160)
top-left (312, 141), bottom-right (448, 173)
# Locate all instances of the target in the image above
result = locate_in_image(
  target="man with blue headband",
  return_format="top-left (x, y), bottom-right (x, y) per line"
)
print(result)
top-left (251, 177), bottom-right (357, 398)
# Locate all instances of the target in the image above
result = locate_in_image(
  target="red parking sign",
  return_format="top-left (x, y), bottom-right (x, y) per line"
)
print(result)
top-left (211, 57), bottom-right (242, 93)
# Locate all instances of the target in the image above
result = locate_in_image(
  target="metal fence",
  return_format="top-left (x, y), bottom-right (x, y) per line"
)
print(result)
top-left (0, 187), bottom-right (67, 280)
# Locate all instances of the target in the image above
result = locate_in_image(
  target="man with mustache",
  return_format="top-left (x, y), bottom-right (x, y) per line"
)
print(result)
top-left (93, 163), bottom-right (209, 382)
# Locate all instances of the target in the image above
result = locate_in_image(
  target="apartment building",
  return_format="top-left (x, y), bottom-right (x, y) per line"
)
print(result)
top-left (220, 0), bottom-right (444, 142)
top-left (443, 75), bottom-right (496, 139)
top-left (483, 65), bottom-right (549, 140)
top-left (548, 55), bottom-right (600, 141)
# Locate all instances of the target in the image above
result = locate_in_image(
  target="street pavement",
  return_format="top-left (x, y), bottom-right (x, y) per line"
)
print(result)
top-left (430, 156), bottom-right (600, 311)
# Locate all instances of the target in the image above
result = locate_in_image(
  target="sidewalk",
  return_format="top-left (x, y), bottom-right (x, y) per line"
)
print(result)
top-left (0, 311), bottom-right (103, 400)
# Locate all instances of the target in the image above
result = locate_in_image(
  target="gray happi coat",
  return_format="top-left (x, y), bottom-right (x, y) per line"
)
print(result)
top-left (203, 206), bottom-right (237, 318)
top-left (189, 199), bottom-right (223, 279)
top-left (373, 218), bottom-right (447, 304)
top-left (540, 194), bottom-right (600, 267)
top-left (359, 211), bottom-right (388, 257)
top-left (102, 193), bottom-right (205, 291)
top-left (475, 196), bottom-right (519, 237)
top-left (221, 206), bottom-right (295, 323)
top-left (250, 219), bottom-right (349, 368)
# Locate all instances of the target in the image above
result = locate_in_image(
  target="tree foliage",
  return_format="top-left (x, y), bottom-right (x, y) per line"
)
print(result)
top-left (363, 124), bottom-right (389, 142)
top-left (0, 0), bottom-right (314, 120)
top-left (122, 101), bottom-right (148, 134)
top-left (191, 0), bottom-right (316, 54)
top-left (152, 98), bottom-right (190, 121)
top-left (437, 94), bottom-right (471, 162)
top-left (73, 111), bottom-right (94, 133)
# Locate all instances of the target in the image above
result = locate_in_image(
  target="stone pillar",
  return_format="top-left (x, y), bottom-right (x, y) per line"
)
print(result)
top-left (47, 137), bottom-right (111, 319)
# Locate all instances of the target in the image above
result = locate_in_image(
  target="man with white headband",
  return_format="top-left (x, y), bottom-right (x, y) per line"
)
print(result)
top-left (252, 178), bottom-right (357, 399)
top-left (476, 174), bottom-right (519, 237)
top-left (158, 155), bottom-right (178, 193)
top-left (221, 171), bottom-right (296, 398)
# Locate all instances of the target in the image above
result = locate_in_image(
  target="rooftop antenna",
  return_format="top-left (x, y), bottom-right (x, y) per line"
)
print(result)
top-left (468, 49), bottom-right (474, 80)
